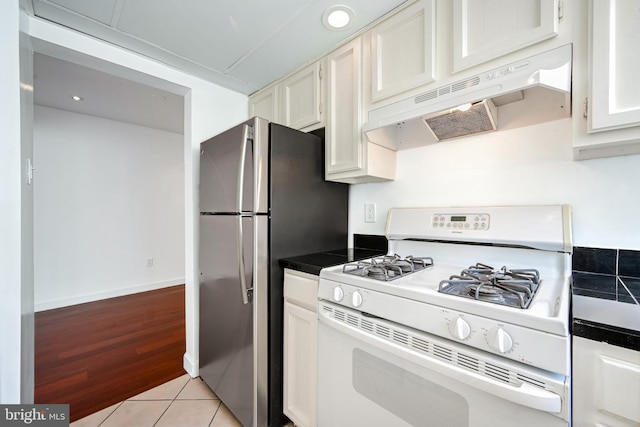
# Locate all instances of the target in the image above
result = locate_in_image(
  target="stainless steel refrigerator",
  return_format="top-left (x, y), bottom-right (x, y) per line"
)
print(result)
top-left (199, 117), bottom-right (348, 427)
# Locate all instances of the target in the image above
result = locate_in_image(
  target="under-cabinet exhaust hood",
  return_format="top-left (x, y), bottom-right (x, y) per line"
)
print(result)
top-left (364, 44), bottom-right (572, 151)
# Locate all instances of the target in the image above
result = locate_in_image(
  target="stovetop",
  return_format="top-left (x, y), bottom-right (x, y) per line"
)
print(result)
top-left (319, 241), bottom-right (571, 337)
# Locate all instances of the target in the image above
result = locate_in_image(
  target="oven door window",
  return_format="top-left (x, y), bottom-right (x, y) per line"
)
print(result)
top-left (353, 348), bottom-right (468, 426)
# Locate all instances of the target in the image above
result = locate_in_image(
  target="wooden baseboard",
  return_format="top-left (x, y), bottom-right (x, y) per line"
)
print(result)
top-left (34, 285), bottom-right (186, 422)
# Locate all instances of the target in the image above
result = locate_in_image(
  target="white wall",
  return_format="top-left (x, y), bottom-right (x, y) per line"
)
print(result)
top-left (33, 106), bottom-right (185, 311)
top-left (0, 0), bottom-right (35, 404)
top-left (349, 118), bottom-right (640, 251)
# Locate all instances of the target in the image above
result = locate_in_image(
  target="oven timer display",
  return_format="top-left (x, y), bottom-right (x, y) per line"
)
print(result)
top-left (431, 213), bottom-right (490, 230)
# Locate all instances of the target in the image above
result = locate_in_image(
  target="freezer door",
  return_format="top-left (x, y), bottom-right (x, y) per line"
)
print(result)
top-left (199, 214), bottom-right (255, 426)
top-left (200, 122), bottom-right (254, 213)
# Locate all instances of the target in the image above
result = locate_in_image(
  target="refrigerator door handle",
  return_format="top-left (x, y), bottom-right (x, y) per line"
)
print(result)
top-left (236, 124), bottom-right (253, 305)
top-left (236, 215), bottom-right (252, 305)
top-left (236, 124), bottom-right (250, 213)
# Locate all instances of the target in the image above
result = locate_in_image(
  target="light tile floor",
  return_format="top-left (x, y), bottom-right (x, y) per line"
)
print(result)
top-left (70, 374), bottom-right (290, 427)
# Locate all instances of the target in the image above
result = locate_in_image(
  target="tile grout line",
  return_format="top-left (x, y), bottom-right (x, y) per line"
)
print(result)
top-left (618, 277), bottom-right (640, 306)
top-left (152, 375), bottom-right (193, 427)
top-left (96, 401), bottom-right (123, 427)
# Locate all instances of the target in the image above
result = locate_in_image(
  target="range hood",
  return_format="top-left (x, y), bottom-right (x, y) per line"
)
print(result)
top-left (364, 44), bottom-right (572, 151)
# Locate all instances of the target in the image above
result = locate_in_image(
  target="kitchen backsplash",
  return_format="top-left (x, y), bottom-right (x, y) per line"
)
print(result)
top-left (572, 247), bottom-right (640, 305)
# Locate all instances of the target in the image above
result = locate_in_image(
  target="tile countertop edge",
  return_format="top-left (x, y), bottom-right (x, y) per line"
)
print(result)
top-left (572, 295), bottom-right (640, 352)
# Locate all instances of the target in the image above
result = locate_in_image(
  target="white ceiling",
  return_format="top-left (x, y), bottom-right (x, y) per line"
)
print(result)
top-left (30, 0), bottom-right (407, 133)
top-left (34, 53), bottom-right (186, 133)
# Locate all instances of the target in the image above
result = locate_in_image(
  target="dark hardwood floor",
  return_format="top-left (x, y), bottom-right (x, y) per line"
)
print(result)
top-left (34, 285), bottom-right (186, 422)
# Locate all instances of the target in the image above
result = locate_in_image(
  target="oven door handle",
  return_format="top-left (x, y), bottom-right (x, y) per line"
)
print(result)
top-left (319, 312), bottom-right (563, 415)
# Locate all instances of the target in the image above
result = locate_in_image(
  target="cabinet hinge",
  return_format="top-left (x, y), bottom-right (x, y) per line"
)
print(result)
top-left (319, 64), bottom-right (323, 80)
top-left (583, 97), bottom-right (588, 118)
top-left (319, 102), bottom-right (323, 114)
top-left (558, 0), bottom-right (564, 19)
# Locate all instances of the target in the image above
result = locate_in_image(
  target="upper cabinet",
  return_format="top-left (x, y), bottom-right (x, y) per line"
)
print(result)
top-left (280, 60), bottom-right (324, 132)
top-left (326, 39), bottom-right (362, 177)
top-left (249, 84), bottom-right (279, 124)
top-left (572, 0), bottom-right (640, 159)
top-left (452, 0), bottom-right (559, 72)
top-left (588, 0), bottom-right (640, 133)
top-left (248, 59), bottom-right (324, 132)
top-left (367, 0), bottom-right (435, 104)
top-left (325, 38), bottom-right (396, 184)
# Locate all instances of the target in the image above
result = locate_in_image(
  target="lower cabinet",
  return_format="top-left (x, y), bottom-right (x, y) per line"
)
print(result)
top-left (283, 269), bottom-right (318, 427)
top-left (572, 336), bottom-right (640, 426)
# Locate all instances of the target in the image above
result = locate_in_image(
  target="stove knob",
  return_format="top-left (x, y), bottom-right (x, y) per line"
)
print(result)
top-left (487, 327), bottom-right (513, 353)
top-left (333, 287), bottom-right (344, 302)
top-left (352, 291), bottom-right (363, 307)
top-left (449, 317), bottom-right (471, 340)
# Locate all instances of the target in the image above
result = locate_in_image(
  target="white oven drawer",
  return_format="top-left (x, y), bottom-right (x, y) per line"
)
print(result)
top-left (318, 301), bottom-right (569, 427)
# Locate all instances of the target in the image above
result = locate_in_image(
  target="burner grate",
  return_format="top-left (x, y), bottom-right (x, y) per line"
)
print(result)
top-left (342, 254), bottom-right (434, 281)
top-left (438, 263), bottom-right (540, 309)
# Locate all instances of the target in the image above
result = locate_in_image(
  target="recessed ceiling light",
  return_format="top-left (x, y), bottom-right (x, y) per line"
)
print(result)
top-left (71, 95), bottom-right (83, 102)
top-left (323, 5), bottom-right (354, 31)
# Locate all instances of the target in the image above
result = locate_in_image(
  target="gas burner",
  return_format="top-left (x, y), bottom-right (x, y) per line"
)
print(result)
top-left (342, 254), bottom-right (433, 281)
top-left (438, 263), bottom-right (541, 309)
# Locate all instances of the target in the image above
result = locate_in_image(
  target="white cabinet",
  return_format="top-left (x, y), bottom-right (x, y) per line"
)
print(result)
top-left (248, 60), bottom-right (324, 132)
top-left (588, 0), bottom-right (640, 133)
top-left (326, 37), bottom-right (396, 184)
top-left (283, 269), bottom-right (319, 427)
top-left (248, 84), bottom-right (279, 124)
top-left (280, 60), bottom-right (324, 132)
top-left (452, 0), bottom-right (559, 72)
top-left (572, 336), bottom-right (640, 426)
top-left (326, 38), bottom-right (362, 176)
top-left (572, 0), bottom-right (640, 159)
top-left (367, 0), bottom-right (435, 104)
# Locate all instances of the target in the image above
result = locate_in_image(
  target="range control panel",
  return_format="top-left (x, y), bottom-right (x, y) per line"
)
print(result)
top-left (431, 213), bottom-right (490, 230)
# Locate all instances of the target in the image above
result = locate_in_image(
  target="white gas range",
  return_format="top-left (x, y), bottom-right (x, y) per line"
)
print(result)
top-left (317, 205), bottom-right (573, 427)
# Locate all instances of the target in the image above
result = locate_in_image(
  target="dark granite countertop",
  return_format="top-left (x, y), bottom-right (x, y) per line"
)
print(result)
top-left (279, 234), bottom-right (388, 276)
top-left (280, 248), bottom-right (386, 276)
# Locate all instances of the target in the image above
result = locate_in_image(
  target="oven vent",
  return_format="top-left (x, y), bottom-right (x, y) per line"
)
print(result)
top-left (433, 344), bottom-right (453, 362)
top-left (457, 353), bottom-right (480, 372)
top-left (517, 373), bottom-right (546, 389)
top-left (347, 314), bottom-right (359, 327)
top-left (375, 325), bottom-right (390, 338)
top-left (361, 319), bottom-right (374, 332)
top-left (321, 302), bottom-right (555, 392)
top-left (411, 337), bottom-right (430, 353)
top-left (392, 330), bottom-right (409, 345)
top-left (485, 363), bottom-right (511, 383)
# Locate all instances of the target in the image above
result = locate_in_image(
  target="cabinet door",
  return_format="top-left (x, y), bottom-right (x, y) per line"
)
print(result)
top-left (573, 336), bottom-right (640, 426)
top-left (452, 0), bottom-right (558, 72)
top-left (370, 0), bottom-right (435, 103)
top-left (280, 61), bottom-right (323, 131)
top-left (589, 0), bottom-right (640, 132)
top-left (326, 38), bottom-right (363, 175)
top-left (283, 300), bottom-right (318, 427)
top-left (249, 85), bottom-right (279, 123)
